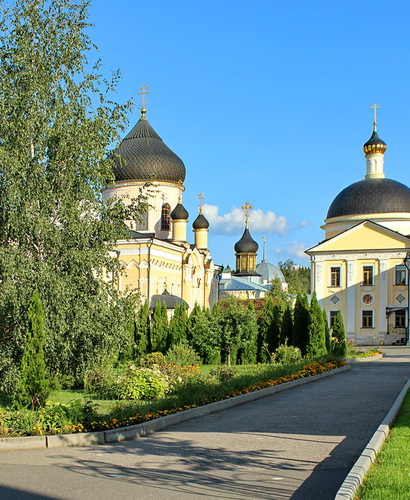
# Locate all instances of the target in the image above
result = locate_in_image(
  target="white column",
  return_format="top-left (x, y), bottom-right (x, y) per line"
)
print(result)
top-left (379, 259), bottom-right (388, 334)
top-left (347, 260), bottom-right (356, 335)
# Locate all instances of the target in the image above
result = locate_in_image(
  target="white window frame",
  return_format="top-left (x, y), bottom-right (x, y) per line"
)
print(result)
top-left (362, 265), bottom-right (374, 286)
top-left (329, 266), bottom-right (341, 287)
top-left (362, 310), bottom-right (374, 328)
top-left (395, 264), bottom-right (407, 286)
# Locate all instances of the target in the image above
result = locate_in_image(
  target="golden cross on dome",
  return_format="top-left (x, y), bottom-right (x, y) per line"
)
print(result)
top-left (241, 201), bottom-right (253, 228)
top-left (137, 84), bottom-right (151, 118)
top-left (196, 192), bottom-right (205, 213)
top-left (369, 103), bottom-right (381, 131)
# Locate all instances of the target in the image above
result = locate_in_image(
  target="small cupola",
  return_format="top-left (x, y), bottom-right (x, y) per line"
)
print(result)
top-left (233, 202), bottom-right (259, 276)
top-left (193, 192), bottom-right (209, 250)
top-left (171, 197), bottom-right (189, 242)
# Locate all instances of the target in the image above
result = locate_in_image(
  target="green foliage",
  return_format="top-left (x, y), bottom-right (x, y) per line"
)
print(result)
top-left (331, 311), bottom-right (347, 357)
top-left (83, 365), bottom-right (123, 399)
top-left (167, 303), bottom-right (188, 348)
top-left (323, 309), bottom-right (331, 354)
top-left (118, 366), bottom-right (168, 400)
top-left (258, 296), bottom-right (277, 361)
top-left (17, 291), bottom-right (49, 409)
top-left (279, 259), bottom-right (310, 294)
top-left (0, 0), bottom-right (144, 381)
top-left (306, 292), bottom-right (327, 358)
top-left (292, 294), bottom-right (310, 355)
top-left (275, 344), bottom-right (302, 364)
top-left (139, 352), bottom-right (167, 368)
top-left (216, 299), bottom-right (258, 365)
top-left (239, 302), bottom-right (258, 364)
top-left (134, 302), bottom-right (150, 359)
top-left (209, 366), bottom-right (236, 384)
top-left (150, 301), bottom-right (168, 353)
top-left (166, 343), bottom-right (201, 366)
top-left (187, 304), bottom-right (221, 364)
top-left (281, 305), bottom-right (293, 345)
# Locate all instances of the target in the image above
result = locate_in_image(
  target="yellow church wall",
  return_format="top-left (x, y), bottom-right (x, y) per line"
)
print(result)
top-left (320, 225), bottom-right (409, 252)
top-left (320, 260), bottom-right (348, 323)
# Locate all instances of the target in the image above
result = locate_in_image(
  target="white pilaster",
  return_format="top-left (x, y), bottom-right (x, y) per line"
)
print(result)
top-left (379, 259), bottom-right (388, 334)
top-left (347, 260), bottom-right (356, 335)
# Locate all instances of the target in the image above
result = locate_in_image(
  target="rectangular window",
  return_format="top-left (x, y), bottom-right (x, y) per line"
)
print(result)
top-left (362, 310), bottom-right (373, 328)
top-left (395, 310), bottom-right (406, 328)
top-left (395, 265), bottom-right (406, 285)
top-left (136, 212), bottom-right (148, 230)
top-left (362, 266), bottom-right (374, 286)
top-left (329, 311), bottom-right (338, 328)
top-left (330, 267), bottom-right (341, 287)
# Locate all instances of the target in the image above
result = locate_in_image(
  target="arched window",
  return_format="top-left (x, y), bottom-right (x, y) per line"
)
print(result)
top-left (161, 203), bottom-right (171, 231)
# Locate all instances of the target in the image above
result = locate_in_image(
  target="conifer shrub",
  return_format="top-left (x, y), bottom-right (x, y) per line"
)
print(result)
top-left (331, 311), bottom-right (347, 357)
top-left (17, 291), bottom-right (49, 409)
top-left (306, 292), bottom-right (327, 358)
top-left (166, 343), bottom-right (201, 366)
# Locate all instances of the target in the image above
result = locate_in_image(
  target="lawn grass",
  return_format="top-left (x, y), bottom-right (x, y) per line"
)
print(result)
top-left (356, 388), bottom-right (410, 500)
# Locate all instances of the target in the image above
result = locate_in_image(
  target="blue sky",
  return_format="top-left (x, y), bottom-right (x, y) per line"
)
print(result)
top-left (87, 0), bottom-right (410, 268)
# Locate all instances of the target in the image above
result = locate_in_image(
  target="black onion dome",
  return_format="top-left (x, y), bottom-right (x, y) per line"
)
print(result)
top-left (363, 130), bottom-right (387, 155)
top-left (171, 203), bottom-right (189, 220)
top-left (327, 178), bottom-right (410, 219)
top-left (234, 228), bottom-right (259, 253)
top-left (113, 117), bottom-right (186, 183)
top-left (193, 213), bottom-right (209, 229)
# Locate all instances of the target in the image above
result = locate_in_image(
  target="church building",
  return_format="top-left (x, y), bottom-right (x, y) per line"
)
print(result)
top-left (307, 106), bottom-right (410, 345)
top-left (219, 202), bottom-right (287, 299)
top-left (102, 87), bottom-right (218, 312)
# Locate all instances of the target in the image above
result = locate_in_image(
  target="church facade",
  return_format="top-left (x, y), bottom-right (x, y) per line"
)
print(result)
top-left (307, 111), bottom-right (410, 345)
top-left (103, 97), bottom-right (218, 312)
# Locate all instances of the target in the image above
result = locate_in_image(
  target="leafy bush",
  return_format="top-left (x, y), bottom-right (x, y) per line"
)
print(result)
top-left (210, 366), bottom-right (236, 384)
top-left (139, 352), bottom-right (166, 368)
top-left (83, 366), bottom-right (123, 399)
top-left (166, 344), bottom-right (201, 366)
top-left (118, 366), bottom-right (168, 400)
top-left (161, 363), bottom-right (201, 393)
top-left (275, 345), bottom-right (302, 364)
top-left (0, 400), bottom-right (98, 437)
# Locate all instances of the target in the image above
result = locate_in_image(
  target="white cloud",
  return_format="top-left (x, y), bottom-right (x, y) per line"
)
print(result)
top-left (203, 204), bottom-right (291, 235)
top-left (275, 241), bottom-right (310, 261)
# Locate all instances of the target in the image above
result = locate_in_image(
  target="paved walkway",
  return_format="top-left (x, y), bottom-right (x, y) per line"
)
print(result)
top-left (0, 347), bottom-right (409, 500)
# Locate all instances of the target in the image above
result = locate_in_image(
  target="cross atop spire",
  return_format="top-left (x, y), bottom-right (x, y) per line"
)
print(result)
top-left (196, 192), bottom-right (205, 213)
top-left (138, 83), bottom-right (151, 119)
top-left (369, 103), bottom-right (381, 131)
top-left (241, 201), bottom-right (253, 228)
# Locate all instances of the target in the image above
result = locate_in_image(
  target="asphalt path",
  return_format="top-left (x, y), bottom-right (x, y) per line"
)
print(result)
top-left (0, 346), bottom-right (409, 500)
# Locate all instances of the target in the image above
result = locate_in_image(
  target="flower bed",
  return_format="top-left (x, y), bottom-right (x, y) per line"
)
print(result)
top-left (0, 360), bottom-right (345, 437)
top-left (85, 360), bottom-right (344, 433)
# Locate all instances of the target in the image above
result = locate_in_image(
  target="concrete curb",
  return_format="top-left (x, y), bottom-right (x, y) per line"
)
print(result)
top-left (335, 375), bottom-right (410, 500)
top-left (0, 365), bottom-right (350, 451)
top-left (346, 353), bottom-right (384, 363)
